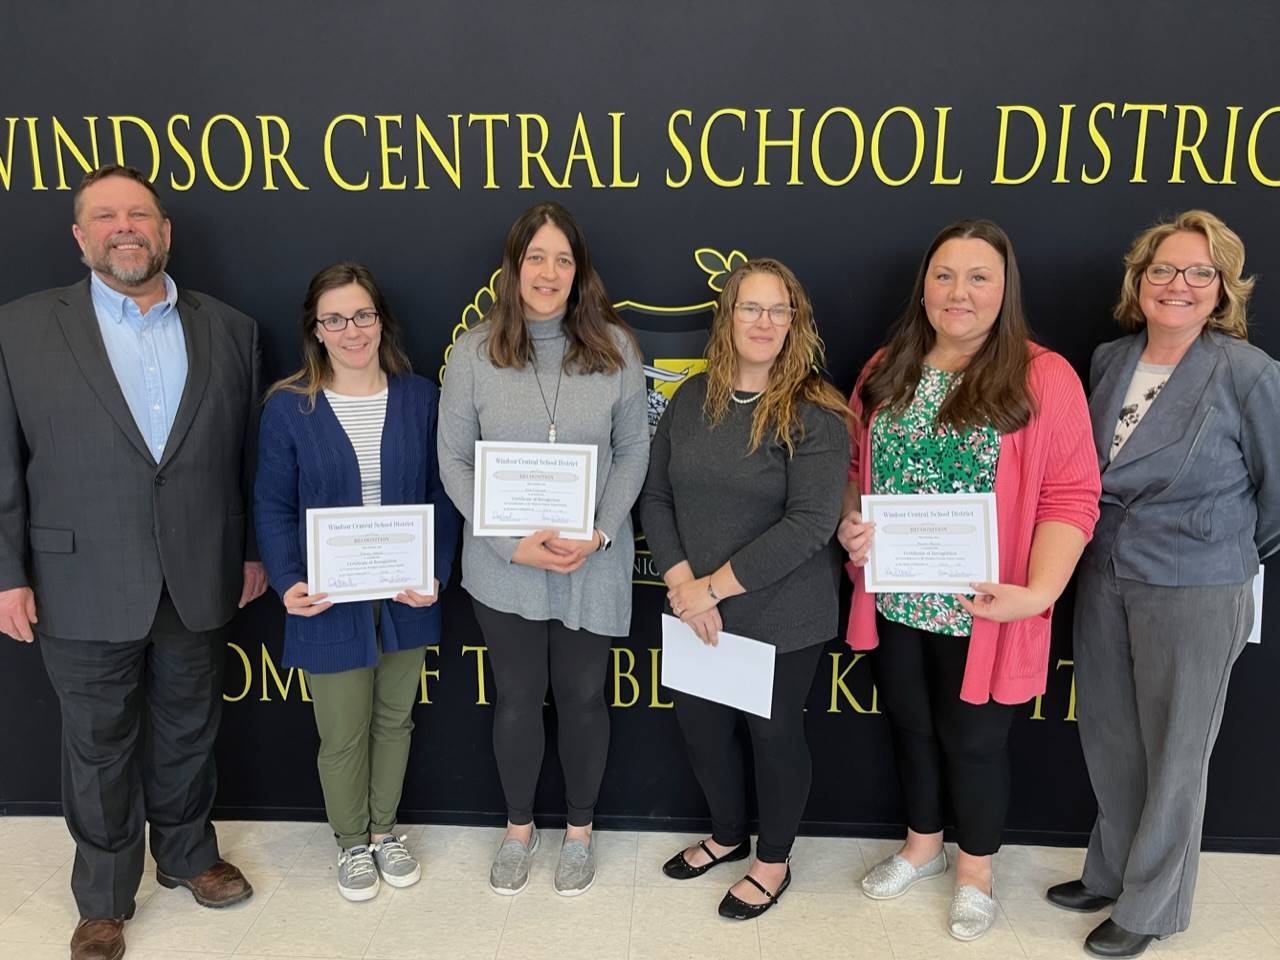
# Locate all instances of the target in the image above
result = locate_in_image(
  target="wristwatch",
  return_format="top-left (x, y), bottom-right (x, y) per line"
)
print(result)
top-left (596, 530), bottom-right (612, 552)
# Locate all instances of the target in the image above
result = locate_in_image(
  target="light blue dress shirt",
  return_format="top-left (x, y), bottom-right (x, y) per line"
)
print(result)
top-left (90, 271), bottom-right (188, 462)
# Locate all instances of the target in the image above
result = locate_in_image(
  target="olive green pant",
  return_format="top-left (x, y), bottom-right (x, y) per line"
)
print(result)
top-left (304, 637), bottom-right (426, 850)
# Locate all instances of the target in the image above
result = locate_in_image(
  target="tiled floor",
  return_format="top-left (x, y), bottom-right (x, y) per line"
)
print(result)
top-left (1, 817), bottom-right (1277, 959)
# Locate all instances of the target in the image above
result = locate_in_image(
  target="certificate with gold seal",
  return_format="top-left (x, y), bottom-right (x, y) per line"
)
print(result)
top-left (472, 441), bottom-right (598, 541)
top-left (861, 493), bottom-right (999, 594)
top-left (306, 505), bottom-right (435, 603)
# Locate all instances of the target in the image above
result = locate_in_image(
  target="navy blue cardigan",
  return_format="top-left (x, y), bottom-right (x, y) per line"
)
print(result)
top-left (254, 374), bottom-right (462, 674)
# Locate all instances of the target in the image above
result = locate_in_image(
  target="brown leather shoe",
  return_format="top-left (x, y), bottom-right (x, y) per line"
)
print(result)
top-left (70, 918), bottom-right (125, 960)
top-left (156, 860), bottom-right (253, 908)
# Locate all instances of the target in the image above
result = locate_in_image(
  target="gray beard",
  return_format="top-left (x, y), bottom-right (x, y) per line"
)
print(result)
top-left (83, 246), bottom-right (169, 287)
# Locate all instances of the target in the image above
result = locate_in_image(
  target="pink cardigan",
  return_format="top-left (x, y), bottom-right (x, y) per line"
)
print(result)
top-left (845, 345), bottom-right (1101, 705)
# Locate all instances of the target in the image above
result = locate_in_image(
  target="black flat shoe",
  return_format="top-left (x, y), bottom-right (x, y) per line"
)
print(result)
top-left (1046, 879), bottom-right (1116, 912)
top-left (717, 867), bottom-right (791, 920)
top-left (662, 839), bottom-right (750, 879)
top-left (1085, 918), bottom-right (1163, 958)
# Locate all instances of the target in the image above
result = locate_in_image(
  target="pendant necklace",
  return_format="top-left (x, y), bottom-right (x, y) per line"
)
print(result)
top-left (531, 350), bottom-right (566, 443)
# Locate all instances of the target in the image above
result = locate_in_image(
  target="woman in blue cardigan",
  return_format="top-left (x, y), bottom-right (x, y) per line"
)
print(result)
top-left (255, 262), bottom-right (461, 902)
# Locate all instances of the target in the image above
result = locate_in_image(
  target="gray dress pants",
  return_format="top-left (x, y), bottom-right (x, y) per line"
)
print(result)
top-left (1074, 559), bottom-right (1253, 936)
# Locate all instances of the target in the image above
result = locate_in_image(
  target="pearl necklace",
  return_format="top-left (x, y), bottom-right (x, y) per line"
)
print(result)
top-left (731, 390), bottom-right (764, 404)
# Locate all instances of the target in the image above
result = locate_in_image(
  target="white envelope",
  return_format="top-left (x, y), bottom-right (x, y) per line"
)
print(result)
top-left (660, 614), bottom-right (776, 719)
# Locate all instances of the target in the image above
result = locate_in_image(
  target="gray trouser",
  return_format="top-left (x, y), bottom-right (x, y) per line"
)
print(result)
top-left (1074, 560), bottom-right (1253, 936)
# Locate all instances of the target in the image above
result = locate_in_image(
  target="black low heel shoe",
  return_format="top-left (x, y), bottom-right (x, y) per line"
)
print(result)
top-left (1046, 879), bottom-right (1116, 912)
top-left (662, 839), bottom-right (751, 879)
top-left (1085, 918), bottom-right (1164, 959)
top-left (717, 867), bottom-right (791, 920)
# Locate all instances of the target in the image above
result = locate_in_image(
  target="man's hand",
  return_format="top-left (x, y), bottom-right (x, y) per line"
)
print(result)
top-left (0, 587), bottom-right (37, 643)
top-left (239, 561), bottom-right (268, 609)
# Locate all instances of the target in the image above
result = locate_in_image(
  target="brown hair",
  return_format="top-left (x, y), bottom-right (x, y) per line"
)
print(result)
top-left (858, 219), bottom-right (1034, 433)
top-left (1114, 209), bottom-right (1253, 339)
top-left (482, 201), bottom-right (637, 373)
top-left (73, 164), bottom-right (167, 221)
top-left (266, 262), bottom-right (412, 406)
top-left (703, 258), bottom-right (851, 454)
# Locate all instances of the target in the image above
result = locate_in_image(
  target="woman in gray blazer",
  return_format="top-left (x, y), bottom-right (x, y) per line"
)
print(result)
top-left (1046, 211), bottom-right (1280, 959)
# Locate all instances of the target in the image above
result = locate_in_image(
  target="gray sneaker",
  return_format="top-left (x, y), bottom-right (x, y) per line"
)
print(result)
top-left (371, 834), bottom-right (421, 888)
top-left (554, 836), bottom-right (596, 897)
top-left (489, 827), bottom-right (539, 896)
top-left (337, 844), bottom-right (380, 902)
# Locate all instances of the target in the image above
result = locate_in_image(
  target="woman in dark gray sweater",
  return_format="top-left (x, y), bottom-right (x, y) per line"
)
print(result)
top-left (639, 258), bottom-right (850, 919)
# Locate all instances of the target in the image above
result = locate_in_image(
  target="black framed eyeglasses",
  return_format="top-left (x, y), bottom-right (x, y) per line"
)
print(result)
top-left (1144, 263), bottom-right (1219, 288)
top-left (317, 309), bottom-right (380, 332)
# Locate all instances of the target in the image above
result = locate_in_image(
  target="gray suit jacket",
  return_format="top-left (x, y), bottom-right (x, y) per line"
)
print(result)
top-left (0, 278), bottom-right (260, 641)
top-left (1083, 328), bottom-right (1280, 585)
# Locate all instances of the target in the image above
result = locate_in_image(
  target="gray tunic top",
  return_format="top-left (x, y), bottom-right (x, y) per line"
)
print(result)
top-left (437, 316), bottom-right (649, 636)
top-left (639, 374), bottom-right (849, 651)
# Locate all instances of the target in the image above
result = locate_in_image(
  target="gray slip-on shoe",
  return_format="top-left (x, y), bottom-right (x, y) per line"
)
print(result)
top-left (860, 848), bottom-right (947, 900)
top-left (371, 834), bottom-right (421, 888)
top-left (337, 844), bottom-right (380, 902)
top-left (554, 836), bottom-right (596, 897)
top-left (489, 827), bottom-right (539, 896)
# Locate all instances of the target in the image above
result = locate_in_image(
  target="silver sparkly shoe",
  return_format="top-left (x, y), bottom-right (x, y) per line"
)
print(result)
top-left (861, 848), bottom-right (947, 900)
top-left (948, 882), bottom-right (997, 941)
top-left (489, 827), bottom-right (539, 896)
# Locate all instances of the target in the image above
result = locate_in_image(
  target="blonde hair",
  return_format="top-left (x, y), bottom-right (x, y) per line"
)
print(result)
top-left (1114, 210), bottom-right (1254, 339)
top-left (703, 258), bottom-right (850, 454)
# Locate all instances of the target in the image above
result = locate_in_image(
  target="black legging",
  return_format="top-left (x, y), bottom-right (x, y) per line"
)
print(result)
top-left (471, 600), bottom-right (612, 827)
top-left (871, 613), bottom-right (1016, 856)
top-left (672, 641), bottom-right (824, 863)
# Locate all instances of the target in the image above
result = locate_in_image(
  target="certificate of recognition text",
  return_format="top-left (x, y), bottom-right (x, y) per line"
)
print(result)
top-left (306, 505), bottom-right (435, 604)
top-left (861, 492), bottom-right (999, 594)
top-left (472, 441), bottom-right (598, 540)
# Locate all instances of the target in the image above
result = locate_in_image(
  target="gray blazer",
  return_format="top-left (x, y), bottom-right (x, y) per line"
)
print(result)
top-left (1083, 328), bottom-right (1280, 585)
top-left (0, 278), bottom-right (260, 641)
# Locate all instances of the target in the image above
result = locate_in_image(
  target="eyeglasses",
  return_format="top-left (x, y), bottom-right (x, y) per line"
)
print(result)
top-left (317, 309), bottom-right (380, 332)
top-left (734, 302), bottom-right (795, 325)
top-left (1144, 263), bottom-right (1219, 288)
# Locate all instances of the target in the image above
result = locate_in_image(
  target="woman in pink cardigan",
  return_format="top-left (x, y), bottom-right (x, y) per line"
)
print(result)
top-left (837, 219), bottom-right (1100, 941)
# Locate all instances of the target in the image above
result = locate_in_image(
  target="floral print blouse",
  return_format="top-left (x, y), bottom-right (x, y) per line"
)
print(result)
top-left (870, 365), bottom-right (1001, 636)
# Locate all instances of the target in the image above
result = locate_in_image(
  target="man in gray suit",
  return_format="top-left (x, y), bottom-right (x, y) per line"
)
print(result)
top-left (0, 164), bottom-right (267, 960)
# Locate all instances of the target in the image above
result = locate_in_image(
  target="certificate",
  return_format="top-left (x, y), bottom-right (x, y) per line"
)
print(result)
top-left (861, 492), bottom-right (999, 594)
top-left (306, 505), bottom-right (434, 604)
top-left (472, 441), bottom-right (598, 540)
top-left (660, 615), bottom-right (776, 719)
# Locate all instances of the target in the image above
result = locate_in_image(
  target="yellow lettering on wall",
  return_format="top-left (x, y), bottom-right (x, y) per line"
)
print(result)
top-left (419, 645), bottom-right (440, 704)
top-left (0, 118), bottom-right (19, 190)
top-left (811, 106), bottom-right (864, 186)
top-left (260, 644), bottom-right (309, 702)
top-left (1081, 102), bottom-right (1116, 184)
top-left (562, 112), bottom-right (604, 188)
top-left (461, 645), bottom-right (490, 705)
top-left (700, 108), bottom-right (747, 188)
top-left (609, 112), bottom-right (639, 188)
top-left (109, 116), bottom-right (160, 181)
top-left (375, 114), bottom-right (407, 190)
top-left (612, 647), bottom-right (640, 708)
top-left (518, 113), bottom-right (564, 189)
top-left (1171, 105), bottom-right (1215, 184)
top-left (871, 106), bottom-right (925, 187)
top-left (167, 115), bottom-right (197, 191)
top-left (25, 118), bottom-right (47, 191)
top-left (648, 648), bottom-right (673, 708)
top-left (827, 652), bottom-right (879, 714)
top-left (323, 114), bottom-right (370, 191)
top-left (1052, 104), bottom-right (1076, 183)
top-left (258, 115), bottom-right (308, 191)
top-left (223, 642), bottom-right (253, 703)
top-left (992, 105), bottom-right (1045, 185)
top-left (1220, 105), bottom-right (1243, 185)
top-left (51, 116), bottom-right (100, 190)
top-left (1121, 103), bottom-right (1168, 183)
top-left (754, 107), bottom-right (804, 186)
top-left (468, 113), bottom-right (511, 190)
top-left (665, 109), bottom-right (694, 187)
top-left (932, 107), bottom-right (963, 184)
top-left (200, 113), bottom-right (253, 191)
top-left (414, 114), bottom-right (463, 189)
top-left (1247, 106), bottom-right (1280, 187)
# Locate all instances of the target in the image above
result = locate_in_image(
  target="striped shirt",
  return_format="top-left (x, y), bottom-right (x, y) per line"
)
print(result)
top-left (324, 388), bottom-right (388, 505)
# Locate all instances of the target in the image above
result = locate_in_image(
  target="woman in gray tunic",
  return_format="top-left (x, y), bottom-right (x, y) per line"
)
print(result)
top-left (639, 258), bottom-right (850, 919)
top-left (438, 202), bottom-right (649, 897)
